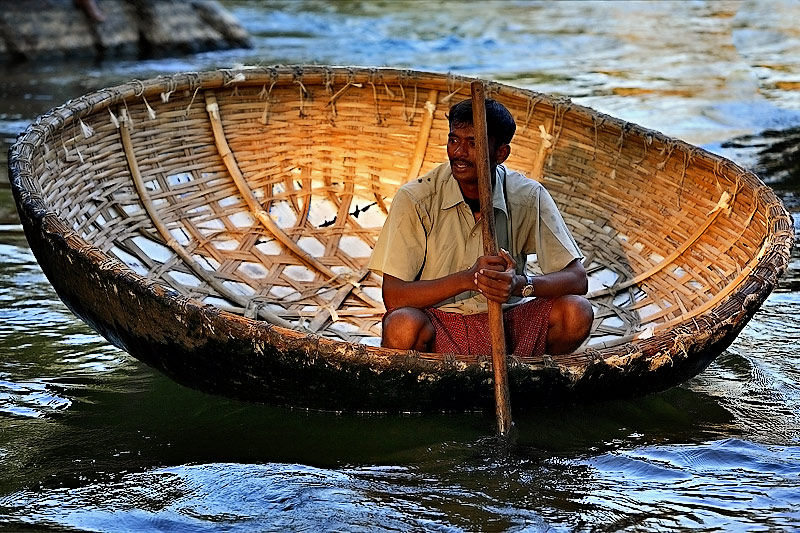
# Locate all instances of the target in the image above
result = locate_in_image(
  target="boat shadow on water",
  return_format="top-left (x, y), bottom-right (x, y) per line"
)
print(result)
top-left (0, 359), bottom-right (797, 531)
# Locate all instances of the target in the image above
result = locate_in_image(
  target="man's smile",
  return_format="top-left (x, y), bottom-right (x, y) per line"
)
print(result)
top-left (451, 159), bottom-right (473, 172)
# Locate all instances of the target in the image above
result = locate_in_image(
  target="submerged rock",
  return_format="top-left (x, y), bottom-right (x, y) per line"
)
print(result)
top-left (723, 125), bottom-right (800, 196)
top-left (0, 0), bottom-right (250, 63)
top-left (723, 125), bottom-right (800, 291)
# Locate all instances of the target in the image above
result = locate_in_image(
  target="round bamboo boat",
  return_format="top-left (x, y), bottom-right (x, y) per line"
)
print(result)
top-left (9, 67), bottom-right (793, 411)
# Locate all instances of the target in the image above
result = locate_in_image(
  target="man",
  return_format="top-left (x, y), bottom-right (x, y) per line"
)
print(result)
top-left (368, 98), bottom-right (593, 357)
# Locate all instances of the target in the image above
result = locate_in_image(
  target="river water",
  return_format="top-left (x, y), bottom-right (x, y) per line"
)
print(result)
top-left (1, 1), bottom-right (799, 530)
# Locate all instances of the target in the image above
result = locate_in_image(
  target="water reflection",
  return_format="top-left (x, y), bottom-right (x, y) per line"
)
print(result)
top-left (2, 438), bottom-right (798, 531)
top-left (0, 376), bottom-right (72, 418)
top-left (0, 248), bottom-right (798, 527)
top-left (0, 462), bottom-right (544, 531)
top-left (586, 439), bottom-right (800, 530)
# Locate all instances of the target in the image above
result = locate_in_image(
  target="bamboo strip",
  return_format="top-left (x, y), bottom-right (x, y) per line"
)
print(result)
top-left (308, 268), bottom-right (370, 332)
top-left (203, 91), bottom-right (381, 310)
top-left (530, 116), bottom-right (554, 181)
top-left (405, 89), bottom-right (439, 182)
top-left (647, 234), bottom-right (769, 330)
top-left (587, 191), bottom-right (732, 298)
top-left (118, 107), bottom-right (293, 328)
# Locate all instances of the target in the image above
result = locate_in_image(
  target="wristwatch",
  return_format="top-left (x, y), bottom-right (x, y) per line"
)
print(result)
top-left (521, 276), bottom-right (535, 297)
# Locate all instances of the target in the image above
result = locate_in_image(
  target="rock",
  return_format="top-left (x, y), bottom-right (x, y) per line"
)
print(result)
top-left (721, 125), bottom-right (800, 291)
top-left (0, 0), bottom-right (250, 63)
top-left (723, 125), bottom-right (800, 195)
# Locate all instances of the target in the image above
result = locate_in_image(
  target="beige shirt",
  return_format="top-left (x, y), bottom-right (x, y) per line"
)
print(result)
top-left (368, 162), bottom-right (582, 314)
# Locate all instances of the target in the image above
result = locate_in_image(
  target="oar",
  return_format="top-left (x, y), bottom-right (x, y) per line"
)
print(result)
top-left (471, 80), bottom-right (513, 436)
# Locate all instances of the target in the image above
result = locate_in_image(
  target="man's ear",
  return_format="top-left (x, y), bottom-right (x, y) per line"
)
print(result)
top-left (494, 143), bottom-right (511, 165)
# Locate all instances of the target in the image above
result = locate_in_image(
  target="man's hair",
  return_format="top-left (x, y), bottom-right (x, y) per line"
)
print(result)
top-left (447, 98), bottom-right (516, 146)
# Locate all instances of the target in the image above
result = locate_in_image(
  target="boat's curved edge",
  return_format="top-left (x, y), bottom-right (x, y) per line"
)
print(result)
top-left (8, 66), bottom-right (795, 410)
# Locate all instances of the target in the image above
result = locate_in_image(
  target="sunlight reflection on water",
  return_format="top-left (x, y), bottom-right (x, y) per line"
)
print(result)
top-left (2, 441), bottom-right (799, 531)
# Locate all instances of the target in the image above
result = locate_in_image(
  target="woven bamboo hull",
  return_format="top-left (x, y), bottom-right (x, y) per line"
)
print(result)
top-left (9, 67), bottom-right (793, 411)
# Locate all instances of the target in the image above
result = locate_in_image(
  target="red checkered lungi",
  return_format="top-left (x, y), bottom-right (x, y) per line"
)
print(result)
top-left (424, 298), bottom-right (553, 357)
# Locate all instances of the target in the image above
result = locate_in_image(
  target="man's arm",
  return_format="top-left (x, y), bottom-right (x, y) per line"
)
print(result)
top-left (476, 253), bottom-right (588, 303)
top-left (382, 255), bottom-right (509, 310)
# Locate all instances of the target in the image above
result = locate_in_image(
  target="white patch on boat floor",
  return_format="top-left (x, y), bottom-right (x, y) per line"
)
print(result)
top-left (339, 236), bottom-right (372, 258)
top-left (639, 302), bottom-right (667, 324)
top-left (269, 285), bottom-right (297, 299)
top-left (169, 227), bottom-right (190, 246)
top-left (602, 316), bottom-right (626, 329)
top-left (283, 265), bottom-right (315, 282)
top-left (186, 204), bottom-right (211, 216)
top-left (329, 321), bottom-right (359, 336)
top-left (255, 239), bottom-right (282, 255)
top-left (269, 201), bottom-right (297, 228)
top-left (349, 199), bottom-right (386, 227)
top-left (223, 281), bottom-right (255, 297)
top-left (228, 211), bottom-right (255, 228)
top-left (203, 296), bottom-right (236, 311)
top-left (306, 198), bottom-right (339, 227)
top-left (193, 254), bottom-right (219, 271)
top-left (588, 266), bottom-right (621, 293)
top-left (613, 291), bottom-right (637, 307)
top-left (143, 179), bottom-right (161, 193)
top-left (167, 172), bottom-right (192, 186)
top-left (218, 195), bottom-right (240, 208)
top-left (120, 203), bottom-right (144, 216)
top-left (169, 271), bottom-right (201, 288)
top-left (198, 215), bottom-right (226, 229)
top-left (361, 286), bottom-right (383, 302)
top-left (212, 238), bottom-right (239, 251)
top-left (132, 236), bottom-right (173, 263)
top-left (110, 246), bottom-right (149, 276)
top-left (237, 262), bottom-right (268, 279)
top-left (298, 236), bottom-right (325, 257)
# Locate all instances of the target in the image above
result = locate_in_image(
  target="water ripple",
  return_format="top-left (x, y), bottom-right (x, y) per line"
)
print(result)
top-left (584, 439), bottom-right (800, 530)
top-left (1, 441), bottom-right (798, 532)
top-left (0, 463), bottom-right (494, 532)
top-left (0, 376), bottom-right (71, 418)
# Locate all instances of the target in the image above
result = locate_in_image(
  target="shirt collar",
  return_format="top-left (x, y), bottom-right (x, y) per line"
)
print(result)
top-left (493, 165), bottom-right (509, 216)
top-left (441, 165), bottom-right (464, 209)
top-left (442, 163), bottom-right (509, 216)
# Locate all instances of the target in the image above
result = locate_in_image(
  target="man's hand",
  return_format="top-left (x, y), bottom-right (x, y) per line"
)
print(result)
top-left (472, 249), bottom-right (522, 303)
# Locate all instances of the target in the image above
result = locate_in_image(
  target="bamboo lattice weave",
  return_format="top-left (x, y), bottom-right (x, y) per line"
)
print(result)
top-left (11, 67), bottom-right (792, 374)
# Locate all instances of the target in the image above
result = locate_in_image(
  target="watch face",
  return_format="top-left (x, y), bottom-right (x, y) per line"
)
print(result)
top-left (522, 284), bottom-right (534, 297)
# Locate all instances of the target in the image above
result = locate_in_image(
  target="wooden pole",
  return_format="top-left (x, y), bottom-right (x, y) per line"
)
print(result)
top-left (471, 80), bottom-right (513, 436)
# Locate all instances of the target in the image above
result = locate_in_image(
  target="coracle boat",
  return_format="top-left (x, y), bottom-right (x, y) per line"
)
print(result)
top-left (10, 67), bottom-right (793, 411)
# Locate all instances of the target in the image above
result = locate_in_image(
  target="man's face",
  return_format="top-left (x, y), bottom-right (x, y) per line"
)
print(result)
top-left (447, 122), bottom-right (508, 197)
top-left (447, 123), bottom-right (480, 188)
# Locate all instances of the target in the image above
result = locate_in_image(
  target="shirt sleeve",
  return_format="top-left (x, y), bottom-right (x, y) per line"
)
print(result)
top-left (526, 185), bottom-right (583, 274)
top-left (367, 188), bottom-right (428, 281)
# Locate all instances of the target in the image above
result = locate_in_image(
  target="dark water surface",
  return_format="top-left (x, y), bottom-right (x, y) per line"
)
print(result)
top-left (2, 1), bottom-right (800, 531)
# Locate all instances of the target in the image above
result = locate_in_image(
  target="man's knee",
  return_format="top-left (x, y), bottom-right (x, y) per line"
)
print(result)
top-left (548, 295), bottom-right (593, 353)
top-left (381, 307), bottom-right (434, 351)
